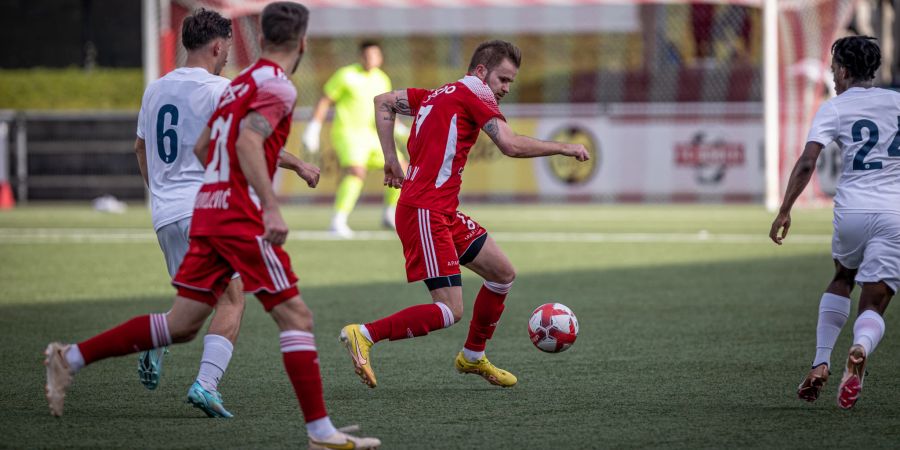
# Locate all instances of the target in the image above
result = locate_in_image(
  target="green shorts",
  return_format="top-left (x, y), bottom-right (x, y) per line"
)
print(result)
top-left (333, 132), bottom-right (406, 169)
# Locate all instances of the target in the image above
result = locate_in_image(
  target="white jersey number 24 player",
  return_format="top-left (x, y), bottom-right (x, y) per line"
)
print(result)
top-left (807, 87), bottom-right (900, 213)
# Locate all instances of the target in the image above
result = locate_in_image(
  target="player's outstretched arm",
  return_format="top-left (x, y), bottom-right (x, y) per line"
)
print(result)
top-left (134, 137), bottom-right (149, 186)
top-left (374, 90), bottom-right (411, 189)
top-left (278, 149), bottom-right (320, 188)
top-left (236, 111), bottom-right (288, 245)
top-left (769, 141), bottom-right (823, 245)
top-left (193, 126), bottom-right (212, 167)
top-left (483, 118), bottom-right (589, 161)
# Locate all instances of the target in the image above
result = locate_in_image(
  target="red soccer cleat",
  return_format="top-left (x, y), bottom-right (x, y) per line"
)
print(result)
top-left (837, 345), bottom-right (867, 410)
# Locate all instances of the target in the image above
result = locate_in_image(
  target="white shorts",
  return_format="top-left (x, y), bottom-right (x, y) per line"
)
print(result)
top-left (156, 217), bottom-right (192, 278)
top-left (832, 211), bottom-right (900, 293)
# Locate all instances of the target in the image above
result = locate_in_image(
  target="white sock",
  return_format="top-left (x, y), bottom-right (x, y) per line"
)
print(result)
top-left (65, 345), bottom-right (85, 373)
top-left (332, 212), bottom-right (348, 228)
top-left (463, 348), bottom-right (484, 363)
top-left (358, 325), bottom-right (373, 343)
top-left (196, 334), bottom-right (233, 392)
top-left (306, 416), bottom-right (338, 441)
top-left (812, 293), bottom-right (851, 367)
top-left (853, 310), bottom-right (886, 356)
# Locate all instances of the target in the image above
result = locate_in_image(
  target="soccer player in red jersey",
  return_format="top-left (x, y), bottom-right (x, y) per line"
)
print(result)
top-left (339, 40), bottom-right (589, 388)
top-left (44, 3), bottom-right (380, 447)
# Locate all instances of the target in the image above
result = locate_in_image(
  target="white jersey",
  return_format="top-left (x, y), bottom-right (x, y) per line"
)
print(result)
top-left (137, 67), bottom-right (230, 231)
top-left (807, 87), bottom-right (900, 213)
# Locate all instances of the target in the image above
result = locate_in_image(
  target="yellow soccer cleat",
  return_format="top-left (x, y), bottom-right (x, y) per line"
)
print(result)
top-left (454, 352), bottom-right (517, 388)
top-left (339, 325), bottom-right (377, 388)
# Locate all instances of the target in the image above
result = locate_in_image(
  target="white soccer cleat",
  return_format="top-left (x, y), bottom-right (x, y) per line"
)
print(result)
top-left (44, 342), bottom-right (75, 417)
top-left (381, 209), bottom-right (396, 230)
top-left (330, 222), bottom-right (354, 239)
top-left (308, 425), bottom-right (381, 450)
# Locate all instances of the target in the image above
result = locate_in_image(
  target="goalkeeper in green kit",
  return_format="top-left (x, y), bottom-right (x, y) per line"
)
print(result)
top-left (303, 40), bottom-right (408, 238)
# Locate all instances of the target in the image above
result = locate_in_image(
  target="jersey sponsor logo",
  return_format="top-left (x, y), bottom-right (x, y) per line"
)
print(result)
top-left (423, 84), bottom-right (457, 104)
top-left (545, 124), bottom-right (599, 185)
top-left (194, 188), bottom-right (231, 209)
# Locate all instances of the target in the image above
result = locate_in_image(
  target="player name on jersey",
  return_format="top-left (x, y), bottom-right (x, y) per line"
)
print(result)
top-left (194, 188), bottom-right (232, 210)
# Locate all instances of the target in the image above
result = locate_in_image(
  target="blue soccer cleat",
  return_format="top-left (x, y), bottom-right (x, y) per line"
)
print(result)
top-left (186, 381), bottom-right (233, 418)
top-left (137, 347), bottom-right (168, 390)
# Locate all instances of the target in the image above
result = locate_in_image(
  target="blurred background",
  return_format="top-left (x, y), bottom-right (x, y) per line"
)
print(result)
top-left (0, 0), bottom-right (896, 208)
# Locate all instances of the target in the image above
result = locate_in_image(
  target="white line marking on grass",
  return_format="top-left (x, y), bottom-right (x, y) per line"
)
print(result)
top-left (0, 228), bottom-right (831, 245)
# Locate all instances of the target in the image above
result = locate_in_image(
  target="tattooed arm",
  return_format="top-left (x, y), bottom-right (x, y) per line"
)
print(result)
top-left (236, 111), bottom-right (287, 244)
top-left (482, 117), bottom-right (589, 161)
top-left (374, 90), bottom-right (412, 188)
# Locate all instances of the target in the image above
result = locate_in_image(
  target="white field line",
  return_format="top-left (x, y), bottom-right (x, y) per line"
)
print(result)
top-left (0, 228), bottom-right (831, 245)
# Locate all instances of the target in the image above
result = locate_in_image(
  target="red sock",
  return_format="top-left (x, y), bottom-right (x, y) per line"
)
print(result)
top-left (77, 314), bottom-right (171, 365)
top-left (280, 331), bottom-right (328, 423)
top-left (364, 303), bottom-right (452, 343)
top-left (465, 282), bottom-right (510, 352)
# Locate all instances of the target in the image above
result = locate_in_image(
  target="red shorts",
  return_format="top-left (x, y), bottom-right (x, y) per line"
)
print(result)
top-left (172, 235), bottom-right (299, 311)
top-left (395, 204), bottom-right (488, 283)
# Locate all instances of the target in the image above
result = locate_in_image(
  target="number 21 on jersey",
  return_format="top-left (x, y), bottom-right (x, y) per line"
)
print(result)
top-left (204, 114), bottom-right (233, 183)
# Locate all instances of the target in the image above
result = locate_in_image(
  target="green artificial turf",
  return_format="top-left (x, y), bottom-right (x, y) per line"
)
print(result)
top-left (1, 204), bottom-right (897, 448)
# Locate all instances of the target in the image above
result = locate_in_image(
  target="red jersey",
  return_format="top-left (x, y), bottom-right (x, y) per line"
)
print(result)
top-left (190, 59), bottom-right (296, 237)
top-left (400, 76), bottom-right (505, 214)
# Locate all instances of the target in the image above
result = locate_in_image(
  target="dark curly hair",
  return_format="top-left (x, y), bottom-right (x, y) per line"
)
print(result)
top-left (182, 8), bottom-right (232, 51)
top-left (831, 35), bottom-right (881, 82)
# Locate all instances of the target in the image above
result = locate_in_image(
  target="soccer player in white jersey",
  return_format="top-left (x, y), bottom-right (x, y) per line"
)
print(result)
top-left (770, 36), bottom-right (900, 410)
top-left (134, 8), bottom-right (318, 418)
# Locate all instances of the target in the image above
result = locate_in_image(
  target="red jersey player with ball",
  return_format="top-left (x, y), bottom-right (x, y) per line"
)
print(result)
top-left (44, 3), bottom-right (379, 448)
top-left (340, 40), bottom-right (589, 388)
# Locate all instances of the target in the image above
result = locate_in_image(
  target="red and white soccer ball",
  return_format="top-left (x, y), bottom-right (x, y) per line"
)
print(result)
top-left (528, 303), bottom-right (579, 353)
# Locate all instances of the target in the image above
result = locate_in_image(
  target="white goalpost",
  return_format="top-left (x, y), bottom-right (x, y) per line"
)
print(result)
top-left (763, 0), bottom-right (780, 212)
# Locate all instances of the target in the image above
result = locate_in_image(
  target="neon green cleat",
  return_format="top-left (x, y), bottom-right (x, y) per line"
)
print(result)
top-left (339, 324), bottom-right (377, 388)
top-left (186, 381), bottom-right (233, 418)
top-left (454, 352), bottom-right (517, 388)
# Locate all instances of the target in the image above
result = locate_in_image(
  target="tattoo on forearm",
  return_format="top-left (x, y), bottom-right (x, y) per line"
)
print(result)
top-left (483, 118), bottom-right (500, 141)
top-left (378, 101), bottom-right (396, 122)
top-left (242, 112), bottom-right (273, 138)
top-left (394, 98), bottom-right (411, 116)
